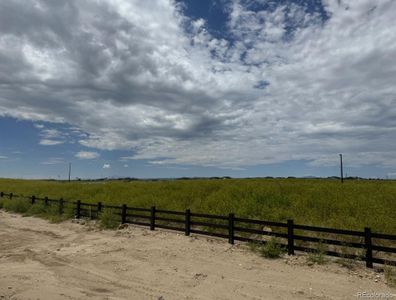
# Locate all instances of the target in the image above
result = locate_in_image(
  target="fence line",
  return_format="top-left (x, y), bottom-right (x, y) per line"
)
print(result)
top-left (0, 191), bottom-right (395, 268)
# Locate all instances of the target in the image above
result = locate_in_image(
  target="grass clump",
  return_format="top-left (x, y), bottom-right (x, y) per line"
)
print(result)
top-left (25, 203), bottom-right (48, 216)
top-left (249, 238), bottom-right (285, 259)
top-left (62, 202), bottom-right (77, 219)
top-left (99, 208), bottom-right (119, 229)
top-left (307, 242), bottom-right (328, 265)
top-left (25, 201), bottom-right (75, 223)
top-left (384, 265), bottom-right (396, 287)
top-left (42, 203), bottom-right (74, 223)
top-left (0, 197), bottom-right (74, 223)
top-left (2, 199), bottom-right (31, 214)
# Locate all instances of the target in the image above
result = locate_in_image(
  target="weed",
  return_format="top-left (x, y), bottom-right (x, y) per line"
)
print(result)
top-left (41, 203), bottom-right (69, 223)
top-left (46, 214), bottom-right (69, 223)
top-left (25, 203), bottom-right (48, 216)
top-left (2, 199), bottom-right (31, 214)
top-left (99, 208), bottom-right (119, 229)
top-left (62, 203), bottom-right (76, 219)
top-left (249, 238), bottom-right (285, 259)
top-left (307, 242), bottom-right (328, 265)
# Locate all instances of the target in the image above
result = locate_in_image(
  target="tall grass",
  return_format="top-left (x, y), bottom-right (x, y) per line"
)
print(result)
top-left (99, 208), bottom-right (119, 229)
top-left (2, 198), bottom-right (31, 214)
top-left (0, 178), bottom-right (395, 233)
top-left (0, 196), bottom-right (75, 223)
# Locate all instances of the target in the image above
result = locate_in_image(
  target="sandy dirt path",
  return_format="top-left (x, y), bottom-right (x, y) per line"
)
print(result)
top-left (0, 210), bottom-right (395, 300)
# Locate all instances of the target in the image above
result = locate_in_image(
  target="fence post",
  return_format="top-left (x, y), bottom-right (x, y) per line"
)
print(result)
top-left (76, 200), bottom-right (81, 219)
top-left (287, 219), bottom-right (294, 255)
top-left (97, 202), bottom-right (102, 213)
top-left (185, 209), bottom-right (191, 236)
top-left (228, 213), bottom-right (235, 245)
top-left (31, 195), bottom-right (36, 205)
top-left (121, 204), bottom-right (127, 224)
top-left (59, 198), bottom-right (64, 215)
top-left (9, 193), bottom-right (13, 200)
top-left (44, 196), bottom-right (48, 206)
top-left (150, 206), bottom-right (156, 230)
top-left (0, 192), bottom-right (3, 198)
top-left (365, 227), bottom-right (373, 268)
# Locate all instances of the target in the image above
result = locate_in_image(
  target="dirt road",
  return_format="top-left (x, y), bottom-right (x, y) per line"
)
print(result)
top-left (0, 210), bottom-right (395, 300)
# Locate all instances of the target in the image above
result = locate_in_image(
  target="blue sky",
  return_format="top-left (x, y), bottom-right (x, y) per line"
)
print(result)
top-left (1, 0), bottom-right (396, 179)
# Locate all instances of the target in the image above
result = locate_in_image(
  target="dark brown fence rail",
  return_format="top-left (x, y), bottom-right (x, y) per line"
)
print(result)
top-left (1, 191), bottom-right (395, 268)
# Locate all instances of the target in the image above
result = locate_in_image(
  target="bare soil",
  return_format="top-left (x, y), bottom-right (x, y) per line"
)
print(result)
top-left (0, 210), bottom-right (395, 300)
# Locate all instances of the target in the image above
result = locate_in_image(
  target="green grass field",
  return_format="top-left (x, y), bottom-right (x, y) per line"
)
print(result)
top-left (0, 178), bottom-right (395, 234)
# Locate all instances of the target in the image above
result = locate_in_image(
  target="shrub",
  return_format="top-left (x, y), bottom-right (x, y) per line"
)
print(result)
top-left (99, 208), bottom-right (119, 229)
top-left (250, 238), bottom-right (285, 259)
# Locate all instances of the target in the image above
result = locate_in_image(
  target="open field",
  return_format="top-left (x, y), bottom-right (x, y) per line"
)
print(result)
top-left (1, 211), bottom-right (395, 300)
top-left (0, 178), bottom-right (395, 234)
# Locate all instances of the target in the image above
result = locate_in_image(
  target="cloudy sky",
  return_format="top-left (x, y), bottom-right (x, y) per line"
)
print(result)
top-left (1, 0), bottom-right (396, 179)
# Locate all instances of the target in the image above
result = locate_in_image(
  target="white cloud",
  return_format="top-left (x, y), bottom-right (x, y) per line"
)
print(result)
top-left (123, 164), bottom-right (128, 168)
top-left (0, 155), bottom-right (8, 159)
top-left (40, 129), bottom-right (62, 139)
top-left (39, 139), bottom-right (64, 146)
top-left (0, 0), bottom-right (396, 168)
top-left (41, 157), bottom-right (65, 165)
top-left (191, 18), bottom-right (206, 32)
top-left (37, 126), bottom-right (67, 146)
top-left (34, 124), bottom-right (44, 129)
top-left (103, 163), bottom-right (111, 169)
top-left (75, 151), bottom-right (99, 159)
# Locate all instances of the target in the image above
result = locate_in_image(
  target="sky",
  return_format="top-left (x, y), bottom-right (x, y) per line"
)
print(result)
top-left (0, 0), bottom-right (396, 179)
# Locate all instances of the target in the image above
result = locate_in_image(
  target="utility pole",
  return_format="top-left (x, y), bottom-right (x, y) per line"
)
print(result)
top-left (339, 154), bottom-right (344, 183)
top-left (68, 163), bottom-right (72, 182)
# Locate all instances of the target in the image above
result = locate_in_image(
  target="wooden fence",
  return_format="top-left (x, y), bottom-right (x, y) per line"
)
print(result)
top-left (1, 191), bottom-right (395, 268)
